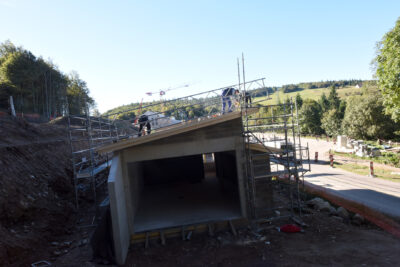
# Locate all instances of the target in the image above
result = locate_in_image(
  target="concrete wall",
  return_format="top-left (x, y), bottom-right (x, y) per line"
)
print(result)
top-left (234, 136), bottom-right (248, 218)
top-left (215, 151), bottom-right (238, 183)
top-left (127, 162), bottom-right (143, 218)
top-left (121, 118), bottom-right (248, 226)
top-left (122, 119), bottom-right (242, 162)
top-left (140, 155), bottom-right (204, 185)
top-left (214, 151), bottom-right (239, 195)
top-left (250, 151), bottom-right (273, 218)
top-left (108, 118), bottom-right (249, 264)
top-left (108, 153), bottom-right (130, 265)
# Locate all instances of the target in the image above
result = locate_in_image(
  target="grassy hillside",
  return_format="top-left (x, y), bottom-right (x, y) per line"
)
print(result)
top-left (256, 85), bottom-right (375, 105)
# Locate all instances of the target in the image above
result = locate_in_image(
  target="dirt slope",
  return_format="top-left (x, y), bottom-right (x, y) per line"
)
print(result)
top-left (0, 115), bottom-right (75, 266)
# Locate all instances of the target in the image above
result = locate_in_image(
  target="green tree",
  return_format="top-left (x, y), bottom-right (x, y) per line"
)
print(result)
top-left (66, 71), bottom-right (95, 115)
top-left (295, 93), bottom-right (303, 109)
top-left (374, 17), bottom-right (400, 122)
top-left (328, 85), bottom-right (340, 110)
top-left (299, 99), bottom-right (323, 135)
top-left (0, 82), bottom-right (17, 110)
top-left (0, 40), bottom-right (93, 118)
top-left (318, 93), bottom-right (330, 112)
top-left (342, 95), bottom-right (397, 140)
top-left (338, 100), bottom-right (346, 119)
top-left (0, 40), bottom-right (19, 66)
top-left (321, 109), bottom-right (342, 137)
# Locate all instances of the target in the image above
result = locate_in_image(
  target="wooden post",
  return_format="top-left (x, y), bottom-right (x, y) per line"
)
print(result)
top-left (369, 161), bottom-right (375, 177)
top-left (329, 154), bottom-right (333, 168)
top-left (315, 152), bottom-right (318, 163)
top-left (9, 96), bottom-right (16, 117)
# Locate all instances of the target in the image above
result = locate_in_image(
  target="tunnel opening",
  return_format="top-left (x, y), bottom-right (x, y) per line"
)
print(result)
top-left (128, 151), bottom-right (242, 232)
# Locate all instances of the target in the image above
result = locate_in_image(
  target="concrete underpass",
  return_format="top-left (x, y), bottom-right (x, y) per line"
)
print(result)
top-left (99, 111), bottom-right (255, 264)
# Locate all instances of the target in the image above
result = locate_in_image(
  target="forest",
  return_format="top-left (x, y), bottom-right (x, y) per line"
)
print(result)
top-left (0, 40), bottom-right (94, 119)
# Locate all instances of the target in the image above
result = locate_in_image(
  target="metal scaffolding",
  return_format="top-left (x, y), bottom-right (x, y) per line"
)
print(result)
top-left (67, 105), bottom-right (119, 209)
top-left (241, 96), bottom-right (310, 220)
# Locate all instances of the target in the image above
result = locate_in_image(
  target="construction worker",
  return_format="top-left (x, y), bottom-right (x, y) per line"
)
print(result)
top-left (243, 91), bottom-right (252, 107)
top-left (137, 114), bottom-right (151, 137)
top-left (234, 89), bottom-right (241, 110)
top-left (221, 87), bottom-right (235, 114)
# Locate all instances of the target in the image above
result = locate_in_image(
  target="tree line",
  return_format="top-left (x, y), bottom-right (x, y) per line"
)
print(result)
top-left (281, 79), bottom-right (363, 93)
top-left (0, 40), bottom-right (94, 118)
top-left (296, 83), bottom-right (399, 140)
top-left (249, 79), bottom-right (365, 97)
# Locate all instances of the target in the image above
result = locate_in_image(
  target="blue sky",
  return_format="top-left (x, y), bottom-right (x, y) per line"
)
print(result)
top-left (0, 0), bottom-right (399, 112)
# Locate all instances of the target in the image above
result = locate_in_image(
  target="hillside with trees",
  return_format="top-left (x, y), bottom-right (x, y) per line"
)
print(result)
top-left (0, 40), bottom-right (94, 119)
top-left (293, 82), bottom-right (399, 140)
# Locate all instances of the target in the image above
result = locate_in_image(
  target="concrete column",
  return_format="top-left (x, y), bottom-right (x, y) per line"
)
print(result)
top-left (121, 151), bottom-right (135, 234)
top-left (235, 136), bottom-right (248, 218)
top-left (108, 153), bottom-right (130, 265)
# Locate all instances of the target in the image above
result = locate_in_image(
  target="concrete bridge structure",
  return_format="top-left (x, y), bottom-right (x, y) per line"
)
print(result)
top-left (97, 111), bottom-right (267, 264)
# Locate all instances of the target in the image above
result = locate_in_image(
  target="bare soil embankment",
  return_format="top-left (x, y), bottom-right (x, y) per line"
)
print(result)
top-left (0, 116), bottom-right (76, 266)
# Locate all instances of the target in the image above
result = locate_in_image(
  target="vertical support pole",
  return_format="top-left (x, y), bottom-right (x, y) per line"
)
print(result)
top-left (68, 114), bottom-right (79, 209)
top-left (315, 152), bottom-right (318, 163)
top-left (242, 53), bottom-right (246, 92)
top-left (283, 103), bottom-right (294, 213)
top-left (237, 58), bottom-right (241, 91)
top-left (85, 100), bottom-right (96, 207)
top-left (289, 98), bottom-right (301, 216)
top-left (329, 154), bottom-right (334, 168)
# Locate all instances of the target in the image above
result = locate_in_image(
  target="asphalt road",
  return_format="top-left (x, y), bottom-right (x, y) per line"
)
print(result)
top-left (301, 137), bottom-right (400, 219)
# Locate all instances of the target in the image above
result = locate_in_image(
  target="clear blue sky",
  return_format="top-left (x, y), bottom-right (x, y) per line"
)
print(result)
top-left (1, 0), bottom-right (399, 112)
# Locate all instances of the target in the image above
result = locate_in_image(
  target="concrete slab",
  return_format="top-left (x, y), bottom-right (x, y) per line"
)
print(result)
top-left (133, 177), bottom-right (242, 232)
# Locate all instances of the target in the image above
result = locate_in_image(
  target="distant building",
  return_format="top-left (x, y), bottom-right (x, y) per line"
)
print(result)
top-left (355, 84), bottom-right (361, 88)
top-left (143, 110), bottom-right (181, 129)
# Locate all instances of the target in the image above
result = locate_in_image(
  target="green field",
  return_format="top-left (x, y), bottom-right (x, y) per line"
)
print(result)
top-left (333, 162), bottom-right (400, 183)
top-left (255, 86), bottom-right (365, 105)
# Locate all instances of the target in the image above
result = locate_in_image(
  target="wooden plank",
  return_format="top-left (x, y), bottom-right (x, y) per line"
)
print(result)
top-left (130, 218), bottom-right (249, 244)
top-left (247, 143), bottom-right (283, 153)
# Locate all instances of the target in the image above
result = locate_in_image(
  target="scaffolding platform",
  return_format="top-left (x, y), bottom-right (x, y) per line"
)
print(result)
top-left (76, 160), bottom-right (112, 179)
